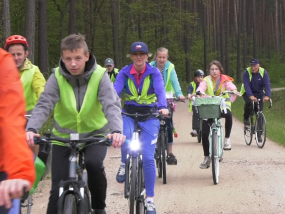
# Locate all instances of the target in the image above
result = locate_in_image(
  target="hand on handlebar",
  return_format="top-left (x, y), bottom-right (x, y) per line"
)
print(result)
top-left (0, 179), bottom-right (30, 209)
top-left (178, 95), bottom-right (185, 101)
top-left (107, 133), bottom-right (126, 148)
top-left (263, 96), bottom-right (270, 102)
top-left (26, 131), bottom-right (40, 147)
top-left (159, 108), bottom-right (169, 117)
top-left (249, 96), bottom-right (258, 103)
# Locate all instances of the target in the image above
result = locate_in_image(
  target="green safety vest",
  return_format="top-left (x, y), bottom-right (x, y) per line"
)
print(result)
top-left (110, 68), bottom-right (119, 83)
top-left (52, 67), bottom-right (108, 144)
top-left (165, 63), bottom-right (175, 93)
top-left (204, 75), bottom-right (232, 110)
top-left (20, 66), bottom-right (37, 112)
top-left (240, 67), bottom-right (265, 95)
top-left (188, 81), bottom-right (197, 112)
top-left (125, 75), bottom-right (156, 105)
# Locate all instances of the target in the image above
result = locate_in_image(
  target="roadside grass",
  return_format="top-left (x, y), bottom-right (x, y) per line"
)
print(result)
top-left (231, 90), bottom-right (285, 146)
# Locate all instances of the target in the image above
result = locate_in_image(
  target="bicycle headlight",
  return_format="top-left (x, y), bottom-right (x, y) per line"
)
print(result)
top-left (129, 139), bottom-right (140, 151)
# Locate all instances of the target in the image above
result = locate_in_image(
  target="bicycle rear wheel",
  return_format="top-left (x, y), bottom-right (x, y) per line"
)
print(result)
top-left (211, 130), bottom-right (219, 185)
top-left (63, 194), bottom-right (77, 214)
top-left (244, 116), bottom-right (253, 146)
top-left (255, 113), bottom-right (266, 148)
top-left (129, 157), bottom-right (137, 214)
top-left (21, 195), bottom-right (32, 214)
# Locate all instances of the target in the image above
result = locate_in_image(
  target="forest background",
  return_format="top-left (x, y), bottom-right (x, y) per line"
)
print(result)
top-left (1, 0), bottom-right (285, 87)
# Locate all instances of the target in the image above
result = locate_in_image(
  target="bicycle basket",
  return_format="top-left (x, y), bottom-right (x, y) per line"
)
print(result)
top-left (195, 97), bottom-right (223, 119)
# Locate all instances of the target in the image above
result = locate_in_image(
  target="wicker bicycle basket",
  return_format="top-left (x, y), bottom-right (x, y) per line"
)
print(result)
top-left (195, 96), bottom-right (223, 119)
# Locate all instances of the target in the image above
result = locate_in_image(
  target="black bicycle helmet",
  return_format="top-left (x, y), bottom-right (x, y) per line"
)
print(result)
top-left (194, 69), bottom-right (204, 77)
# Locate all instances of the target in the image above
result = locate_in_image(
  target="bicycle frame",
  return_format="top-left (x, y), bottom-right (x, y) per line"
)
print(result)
top-left (209, 118), bottom-right (224, 160)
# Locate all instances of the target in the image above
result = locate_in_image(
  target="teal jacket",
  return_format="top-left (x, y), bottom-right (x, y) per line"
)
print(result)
top-left (150, 60), bottom-right (183, 97)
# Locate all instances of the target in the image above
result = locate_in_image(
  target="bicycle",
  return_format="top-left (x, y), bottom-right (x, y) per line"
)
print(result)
top-left (122, 111), bottom-right (160, 214)
top-left (195, 90), bottom-right (240, 185)
top-left (244, 98), bottom-right (272, 148)
top-left (35, 133), bottom-right (112, 214)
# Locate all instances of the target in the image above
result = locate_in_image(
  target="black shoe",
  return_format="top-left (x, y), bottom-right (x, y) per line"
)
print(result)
top-left (258, 135), bottom-right (262, 143)
top-left (167, 153), bottom-right (177, 165)
top-left (243, 118), bottom-right (250, 126)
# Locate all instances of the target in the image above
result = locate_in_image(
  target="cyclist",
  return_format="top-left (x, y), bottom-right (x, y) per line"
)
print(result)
top-left (188, 69), bottom-right (204, 137)
top-left (4, 35), bottom-right (46, 115)
top-left (104, 58), bottom-right (119, 83)
top-left (114, 41), bottom-right (169, 214)
top-left (240, 58), bottom-right (271, 134)
top-left (196, 60), bottom-right (240, 169)
top-left (0, 48), bottom-right (35, 213)
top-left (25, 34), bottom-right (125, 214)
top-left (150, 47), bottom-right (185, 165)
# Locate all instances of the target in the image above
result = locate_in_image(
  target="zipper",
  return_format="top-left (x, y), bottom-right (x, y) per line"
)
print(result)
top-left (77, 79), bottom-right (81, 111)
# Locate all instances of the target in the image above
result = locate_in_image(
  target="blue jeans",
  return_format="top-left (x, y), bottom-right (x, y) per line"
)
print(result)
top-left (121, 115), bottom-right (160, 197)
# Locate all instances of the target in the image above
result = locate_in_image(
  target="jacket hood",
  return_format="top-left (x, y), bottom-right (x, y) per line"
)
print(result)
top-left (58, 51), bottom-right (97, 81)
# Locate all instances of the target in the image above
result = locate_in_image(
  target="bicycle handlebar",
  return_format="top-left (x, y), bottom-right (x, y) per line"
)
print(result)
top-left (122, 111), bottom-right (171, 119)
top-left (34, 133), bottom-right (112, 147)
top-left (195, 90), bottom-right (241, 97)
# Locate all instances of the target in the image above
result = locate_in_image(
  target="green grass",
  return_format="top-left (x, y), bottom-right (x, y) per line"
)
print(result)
top-left (231, 90), bottom-right (285, 146)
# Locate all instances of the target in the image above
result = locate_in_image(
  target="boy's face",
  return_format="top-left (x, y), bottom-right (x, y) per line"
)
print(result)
top-left (196, 76), bottom-right (204, 83)
top-left (61, 48), bottom-right (89, 76)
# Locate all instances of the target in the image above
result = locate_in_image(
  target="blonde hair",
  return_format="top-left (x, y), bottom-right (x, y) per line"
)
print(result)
top-left (152, 47), bottom-right (169, 61)
top-left (61, 34), bottom-right (88, 55)
top-left (208, 60), bottom-right (224, 74)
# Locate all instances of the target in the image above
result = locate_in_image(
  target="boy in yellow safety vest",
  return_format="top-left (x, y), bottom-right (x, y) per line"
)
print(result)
top-left (187, 69), bottom-right (204, 138)
top-left (25, 34), bottom-right (125, 214)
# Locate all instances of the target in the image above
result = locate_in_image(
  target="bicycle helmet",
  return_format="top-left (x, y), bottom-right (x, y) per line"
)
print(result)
top-left (194, 69), bottom-right (204, 77)
top-left (4, 35), bottom-right (29, 50)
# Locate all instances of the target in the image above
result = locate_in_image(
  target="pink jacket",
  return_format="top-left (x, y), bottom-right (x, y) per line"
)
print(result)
top-left (196, 75), bottom-right (238, 102)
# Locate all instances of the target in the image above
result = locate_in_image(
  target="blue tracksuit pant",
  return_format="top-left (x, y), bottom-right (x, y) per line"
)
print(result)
top-left (121, 115), bottom-right (160, 197)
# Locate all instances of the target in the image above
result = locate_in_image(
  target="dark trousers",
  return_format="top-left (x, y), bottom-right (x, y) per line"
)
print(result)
top-left (0, 172), bottom-right (10, 214)
top-left (46, 144), bottom-right (108, 214)
top-left (202, 110), bottom-right (233, 156)
top-left (243, 94), bottom-right (264, 119)
top-left (192, 106), bottom-right (200, 130)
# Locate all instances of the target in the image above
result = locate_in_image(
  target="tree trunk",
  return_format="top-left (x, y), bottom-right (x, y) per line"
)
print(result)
top-left (203, 1), bottom-right (208, 75)
top-left (236, 0), bottom-right (241, 83)
top-left (2, 0), bottom-right (11, 42)
top-left (224, 0), bottom-right (229, 75)
top-left (68, 0), bottom-right (76, 34)
top-left (184, 0), bottom-right (191, 83)
top-left (275, 0), bottom-right (280, 54)
top-left (111, 0), bottom-right (119, 67)
top-left (252, 0), bottom-right (257, 58)
top-left (24, 0), bottom-right (36, 63)
top-left (38, 0), bottom-right (49, 78)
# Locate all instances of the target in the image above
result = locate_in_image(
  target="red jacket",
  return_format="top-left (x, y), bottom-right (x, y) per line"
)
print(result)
top-left (0, 48), bottom-right (35, 185)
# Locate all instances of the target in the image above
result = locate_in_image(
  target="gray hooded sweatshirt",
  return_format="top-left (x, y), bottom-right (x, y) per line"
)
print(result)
top-left (26, 53), bottom-right (123, 136)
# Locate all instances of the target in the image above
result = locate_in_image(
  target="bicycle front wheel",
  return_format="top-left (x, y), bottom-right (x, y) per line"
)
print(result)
top-left (211, 130), bottom-right (219, 185)
top-left (161, 130), bottom-right (167, 184)
top-left (136, 161), bottom-right (145, 214)
top-left (156, 133), bottom-right (162, 178)
top-left (255, 113), bottom-right (266, 148)
top-left (129, 157), bottom-right (137, 214)
top-left (244, 116), bottom-right (253, 146)
top-left (197, 120), bottom-right (202, 143)
top-left (63, 194), bottom-right (77, 214)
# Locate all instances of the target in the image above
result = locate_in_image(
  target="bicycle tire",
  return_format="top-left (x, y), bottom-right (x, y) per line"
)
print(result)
top-left (161, 130), bottom-right (167, 184)
top-left (124, 157), bottom-right (130, 199)
top-left (129, 157), bottom-right (137, 214)
top-left (156, 133), bottom-right (162, 178)
top-left (211, 130), bottom-right (219, 185)
top-left (244, 116), bottom-right (253, 146)
top-left (21, 195), bottom-right (32, 214)
top-left (136, 161), bottom-right (145, 214)
top-left (255, 113), bottom-right (266, 148)
top-left (63, 194), bottom-right (77, 214)
top-left (83, 186), bottom-right (93, 214)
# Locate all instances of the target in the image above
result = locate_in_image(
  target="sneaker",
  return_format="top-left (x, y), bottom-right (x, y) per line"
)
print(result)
top-left (224, 138), bottom-right (231, 150)
top-left (243, 118), bottom-right (250, 126)
top-left (94, 209), bottom-right (106, 214)
top-left (190, 130), bottom-right (197, 137)
top-left (116, 164), bottom-right (125, 183)
top-left (167, 153), bottom-right (177, 165)
top-left (199, 156), bottom-right (210, 169)
top-left (145, 201), bottom-right (156, 214)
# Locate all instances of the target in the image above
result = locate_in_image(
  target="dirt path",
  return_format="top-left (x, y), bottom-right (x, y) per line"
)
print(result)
top-left (31, 102), bottom-right (285, 214)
